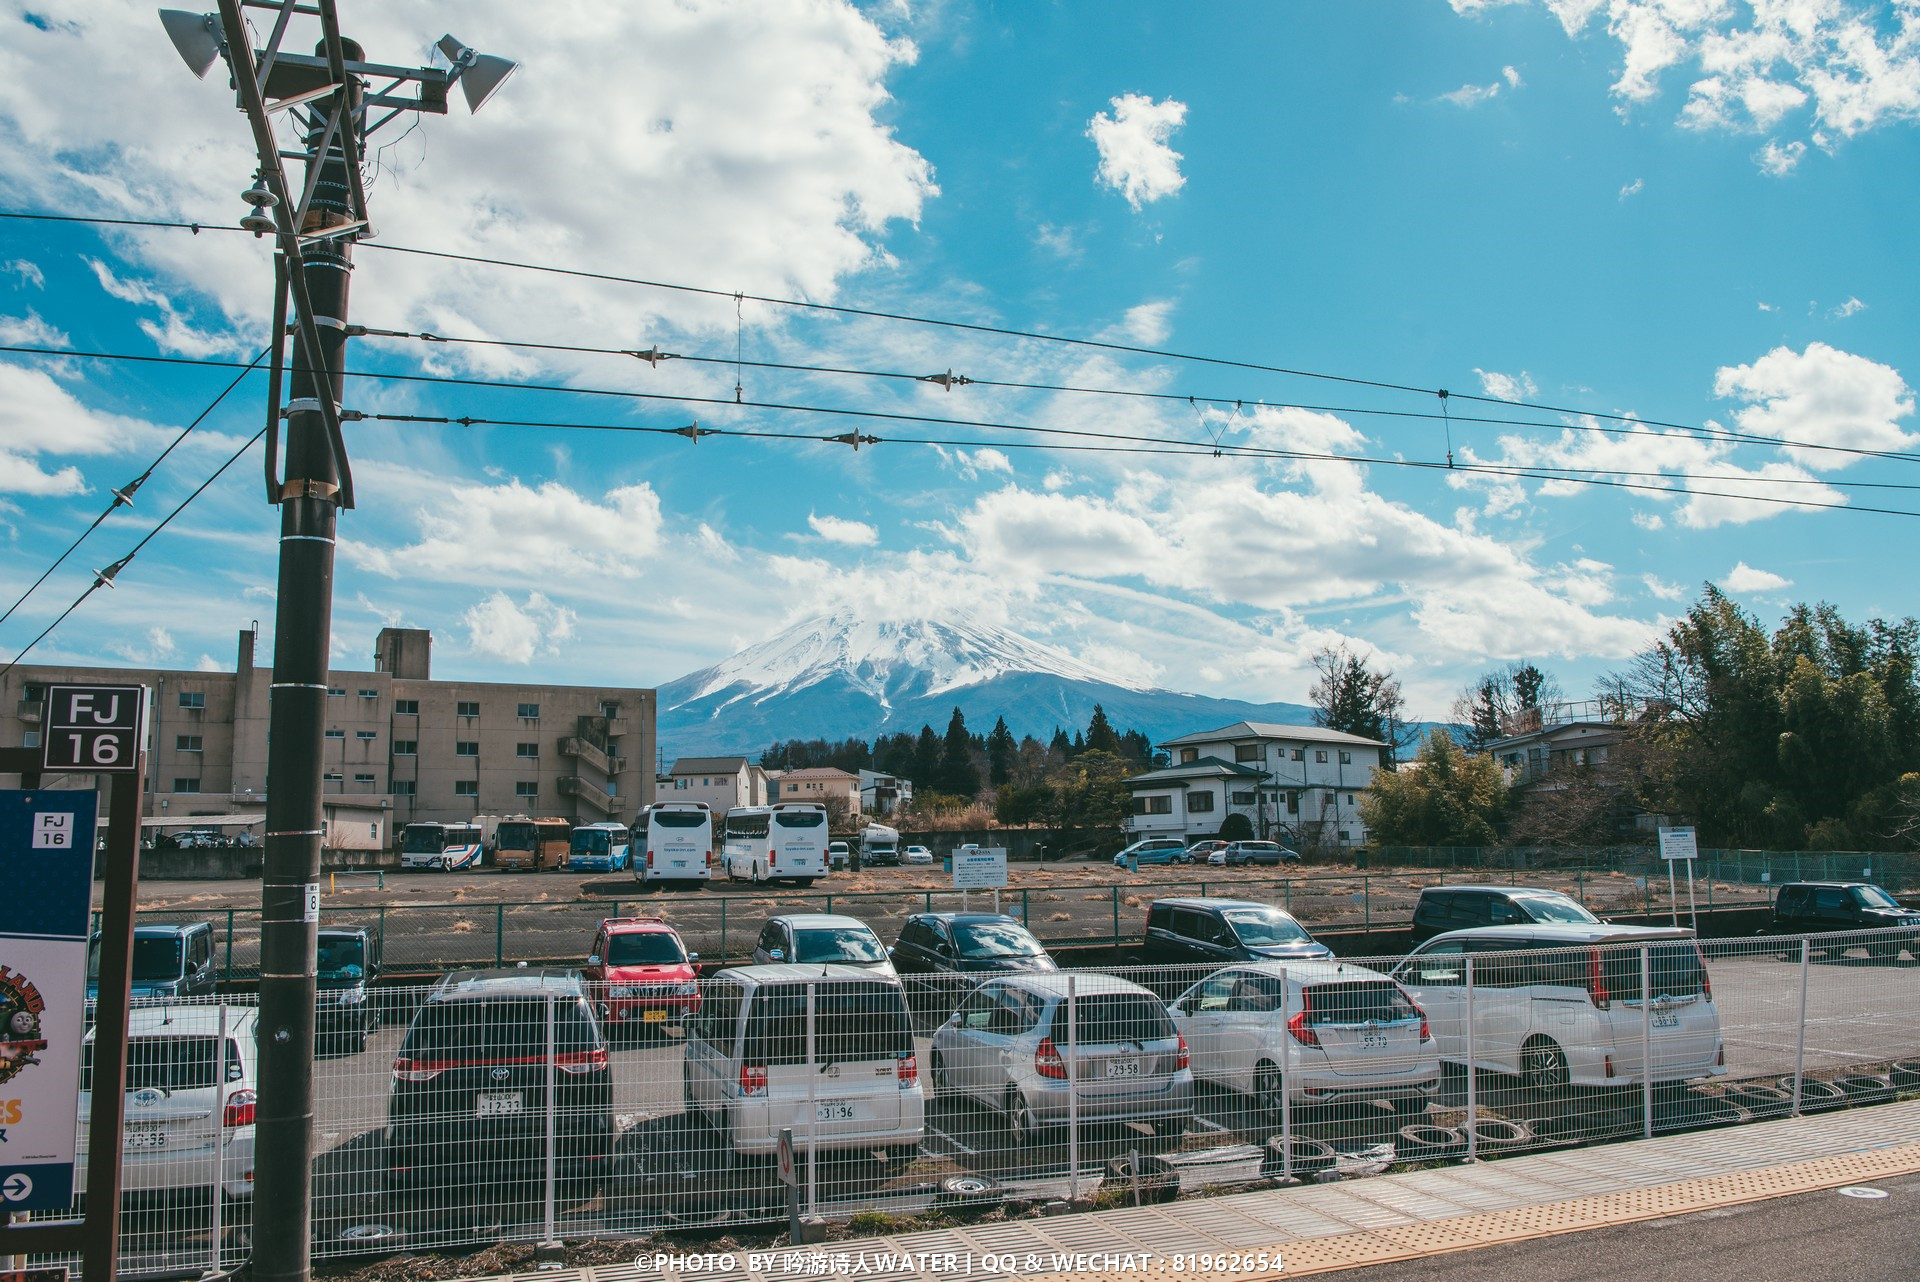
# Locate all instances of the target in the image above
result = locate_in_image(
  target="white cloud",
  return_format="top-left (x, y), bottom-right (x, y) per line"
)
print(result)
top-left (1756, 138), bottom-right (1807, 174)
top-left (1086, 93), bottom-right (1189, 209)
top-left (1619, 177), bottom-right (1645, 199)
top-left (1829, 296), bottom-right (1867, 319)
top-left (1712, 342), bottom-right (1915, 471)
top-left (1121, 300), bottom-right (1176, 345)
top-left (1723, 561), bottom-right (1791, 593)
top-left (195, 654), bottom-right (224, 672)
top-left (1034, 223), bottom-right (1083, 261)
top-left (0, 359), bottom-right (163, 495)
top-left (4, 260), bottom-right (46, 289)
top-left (107, 626), bottom-right (177, 665)
top-left (462, 591), bottom-right (577, 664)
top-left (807, 512), bottom-right (880, 545)
top-left (1642, 574), bottom-right (1685, 601)
top-left (344, 479), bottom-right (665, 582)
top-left (1476, 368), bottom-right (1538, 402)
top-left (0, 312), bottom-right (69, 347)
top-left (1440, 65), bottom-right (1523, 105)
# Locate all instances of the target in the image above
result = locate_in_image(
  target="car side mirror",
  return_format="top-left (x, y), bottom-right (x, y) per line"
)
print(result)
top-left (687, 951), bottom-right (700, 964)
top-left (768, 948), bottom-right (786, 962)
top-left (586, 954), bottom-right (601, 967)
top-left (946, 1012), bottom-right (963, 1026)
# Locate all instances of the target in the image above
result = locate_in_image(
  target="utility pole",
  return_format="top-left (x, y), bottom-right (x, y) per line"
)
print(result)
top-left (157, 8), bottom-right (515, 1281)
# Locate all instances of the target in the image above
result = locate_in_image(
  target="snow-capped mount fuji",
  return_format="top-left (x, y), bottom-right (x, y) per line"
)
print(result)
top-left (655, 612), bottom-right (1319, 758)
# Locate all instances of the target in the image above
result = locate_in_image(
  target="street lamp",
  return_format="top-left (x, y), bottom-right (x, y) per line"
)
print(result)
top-left (155, 9), bottom-right (512, 1282)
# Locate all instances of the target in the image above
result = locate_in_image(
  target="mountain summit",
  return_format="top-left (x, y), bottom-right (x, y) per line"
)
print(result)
top-left (656, 612), bottom-right (1319, 759)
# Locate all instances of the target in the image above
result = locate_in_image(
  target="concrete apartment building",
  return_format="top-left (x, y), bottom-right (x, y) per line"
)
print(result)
top-left (1124, 720), bottom-right (1386, 847)
top-left (0, 626), bottom-right (656, 840)
top-left (661, 756), bottom-right (770, 816)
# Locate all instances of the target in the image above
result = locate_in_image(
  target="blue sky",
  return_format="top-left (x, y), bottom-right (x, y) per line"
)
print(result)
top-left (1, 0), bottom-right (1916, 721)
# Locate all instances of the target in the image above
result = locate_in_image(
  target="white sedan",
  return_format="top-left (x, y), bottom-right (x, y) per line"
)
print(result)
top-left (77, 1005), bottom-right (258, 1201)
top-left (903, 845), bottom-right (934, 864)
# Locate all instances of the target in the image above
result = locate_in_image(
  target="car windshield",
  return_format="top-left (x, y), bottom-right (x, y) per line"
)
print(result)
top-left (89, 936), bottom-right (185, 983)
top-left (793, 926), bottom-right (886, 964)
top-left (1598, 941), bottom-right (1708, 1001)
top-left (774, 810), bottom-right (824, 828)
top-left (1515, 894), bottom-right (1599, 924)
top-left (1221, 908), bottom-right (1312, 947)
top-left (652, 811), bottom-right (707, 829)
top-left (572, 830), bottom-right (610, 855)
top-left (1305, 981), bottom-right (1420, 1025)
top-left (952, 921), bottom-right (1045, 959)
top-left (744, 981), bottom-right (912, 1065)
top-left (605, 932), bottom-right (686, 965)
top-left (401, 997), bottom-right (599, 1059)
top-left (1853, 885), bottom-right (1901, 909)
top-left (316, 936), bottom-right (365, 986)
top-left (83, 1035), bottom-right (243, 1092)
top-left (1059, 992), bottom-right (1174, 1044)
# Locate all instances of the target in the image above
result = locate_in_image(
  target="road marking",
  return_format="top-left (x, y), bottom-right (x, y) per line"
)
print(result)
top-left (923, 1123), bottom-right (979, 1157)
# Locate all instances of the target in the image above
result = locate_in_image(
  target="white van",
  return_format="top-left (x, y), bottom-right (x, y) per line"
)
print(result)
top-left (722, 803), bottom-right (829, 887)
top-left (634, 802), bottom-right (714, 886)
top-left (682, 964), bottom-right (924, 1162)
top-left (1390, 924), bottom-right (1725, 1096)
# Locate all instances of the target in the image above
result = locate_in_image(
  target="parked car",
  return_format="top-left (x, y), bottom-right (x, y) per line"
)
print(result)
top-left (681, 964), bottom-right (924, 1162)
top-left (582, 916), bottom-right (701, 1035)
top-left (1141, 898), bottom-right (1332, 968)
top-left (315, 926), bottom-right (380, 1052)
top-left (752, 913), bottom-right (894, 974)
top-left (903, 845), bottom-right (935, 865)
top-left (1112, 837), bottom-right (1190, 867)
top-left (76, 1005), bottom-right (258, 1202)
top-left (1407, 885), bottom-right (1601, 946)
top-left (1764, 882), bottom-right (1920, 962)
top-left (1210, 841), bottom-right (1301, 866)
top-left (87, 921), bottom-right (218, 1007)
top-left (827, 841), bottom-right (851, 871)
top-left (1169, 961), bottom-right (1438, 1116)
top-left (1183, 840), bottom-right (1229, 864)
top-left (1390, 924), bottom-right (1725, 1097)
top-left (387, 968), bottom-right (614, 1197)
top-left (889, 913), bottom-right (1058, 1021)
top-left (929, 972), bottom-right (1192, 1145)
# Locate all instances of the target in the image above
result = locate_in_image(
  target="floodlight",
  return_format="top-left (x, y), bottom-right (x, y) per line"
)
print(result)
top-left (436, 33), bottom-right (518, 113)
top-left (159, 9), bottom-right (224, 79)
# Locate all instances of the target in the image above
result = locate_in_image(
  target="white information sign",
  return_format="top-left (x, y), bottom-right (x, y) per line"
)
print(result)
top-left (1658, 826), bottom-right (1699, 861)
top-left (951, 847), bottom-right (1008, 890)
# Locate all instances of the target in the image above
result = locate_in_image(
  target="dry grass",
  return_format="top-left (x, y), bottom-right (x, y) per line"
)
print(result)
top-left (1048, 912), bottom-right (1072, 922)
top-left (1122, 895), bottom-right (1144, 908)
top-left (450, 920), bottom-right (473, 934)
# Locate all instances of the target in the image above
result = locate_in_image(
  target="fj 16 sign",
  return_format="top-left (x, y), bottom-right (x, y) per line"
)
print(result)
top-left (0, 789), bottom-right (99, 1211)
top-left (40, 685), bottom-right (147, 775)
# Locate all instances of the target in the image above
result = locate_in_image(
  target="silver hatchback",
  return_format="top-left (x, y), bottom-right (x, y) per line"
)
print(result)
top-left (928, 973), bottom-right (1193, 1145)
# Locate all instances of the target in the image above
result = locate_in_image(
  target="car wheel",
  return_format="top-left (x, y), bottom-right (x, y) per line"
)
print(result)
top-left (1007, 1089), bottom-right (1042, 1147)
top-left (1253, 1061), bottom-right (1286, 1119)
top-left (750, 864), bottom-right (763, 885)
top-left (1521, 1037), bottom-right (1570, 1099)
top-left (930, 1051), bottom-right (952, 1094)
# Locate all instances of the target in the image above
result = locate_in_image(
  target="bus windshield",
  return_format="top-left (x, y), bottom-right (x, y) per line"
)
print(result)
top-left (774, 810), bottom-right (824, 828)
top-left (572, 829), bottom-right (610, 856)
top-left (496, 822), bottom-right (536, 850)
top-left (402, 826), bottom-right (447, 854)
top-left (651, 811), bottom-right (707, 829)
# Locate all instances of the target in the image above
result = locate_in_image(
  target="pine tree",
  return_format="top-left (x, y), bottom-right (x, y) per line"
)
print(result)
top-left (1085, 704), bottom-right (1121, 755)
top-left (937, 707), bottom-right (980, 797)
top-left (987, 716), bottom-right (1017, 787)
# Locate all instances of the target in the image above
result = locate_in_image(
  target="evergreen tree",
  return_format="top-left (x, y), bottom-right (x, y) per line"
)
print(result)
top-left (937, 707), bottom-right (981, 797)
top-left (987, 716), bottom-right (1017, 787)
top-left (1085, 704), bottom-right (1121, 755)
top-left (1309, 643), bottom-right (1413, 765)
top-left (911, 724), bottom-right (942, 791)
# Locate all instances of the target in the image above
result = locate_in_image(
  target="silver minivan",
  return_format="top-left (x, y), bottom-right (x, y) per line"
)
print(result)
top-left (1390, 924), bottom-right (1725, 1095)
top-left (681, 964), bottom-right (925, 1161)
top-left (1169, 960), bottom-right (1439, 1114)
top-left (928, 973), bottom-right (1193, 1145)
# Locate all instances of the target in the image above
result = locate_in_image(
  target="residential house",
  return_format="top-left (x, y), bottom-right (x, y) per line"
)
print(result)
top-left (858, 769), bottom-right (912, 816)
top-left (664, 756), bottom-right (770, 816)
top-left (1127, 721), bottom-right (1387, 846)
top-left (772, 766), bottom-right (861, 814)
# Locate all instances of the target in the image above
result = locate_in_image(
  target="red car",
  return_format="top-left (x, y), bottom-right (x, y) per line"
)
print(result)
top-left (582, 917), bottom-right (701, 1035)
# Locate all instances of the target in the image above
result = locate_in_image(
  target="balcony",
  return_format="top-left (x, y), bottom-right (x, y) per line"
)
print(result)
top-left (17, 700), bottom-right (43, 724)
top-left (603, 717), bottom-right (629, 738)
top-left (558, 735), bottom-right (610, 776)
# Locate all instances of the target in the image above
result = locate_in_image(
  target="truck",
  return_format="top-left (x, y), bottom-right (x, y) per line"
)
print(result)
top-left (860, 822), bottom-right (901, 867)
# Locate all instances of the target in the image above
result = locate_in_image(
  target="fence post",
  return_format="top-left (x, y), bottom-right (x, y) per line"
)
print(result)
top-left (806, 980), bottom-right (818, 1217)
top-left (1111, 888), bottom-right (1120, 946)
top-left (1464, 955), bottom-right (1477, 1161)
top-left (1791, 937), bottom-right (1810, 1115)
top-left (1021, 888), bottom-right (1029, 924)
top-left (719, 897), bottom-right (728, 961)
top-left (224, 908), bottom-right (234, 984)
top-left (1640, 945), bottom-right (1653, 1140)
top-left (1067, 972), bottom-right (1079, 1202)
top-left (1575, 869), bottom-right (1585, 908)
top-left (211, 1001), bottom-right (228, 1272)
top-left (495, 904), bottom-right (505, 967)
top-left (1278, 964), bottom-right (1292, 1180)
top-left (1363, 876), bottom-right (1371, 933)
top-left (541, 993), bottom-right (559, 1248)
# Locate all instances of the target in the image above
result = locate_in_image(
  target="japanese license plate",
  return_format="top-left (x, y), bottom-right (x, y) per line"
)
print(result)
top-left (1106, 1058), bottom-right (1141, 1078)
top-left (126, 1127), bottom-right (167, 1149)
top-left (643, 1009), bottom-right (668, 1023)
top-left (815, 1101), bottom-right (857, 1122)
top-left (1359, 1031), bottom-right (1388, 1050)
top-left (476, 1091), bottom-right (524, 1117)
top-left (1652, 1010), bottom-right (1679, 1028)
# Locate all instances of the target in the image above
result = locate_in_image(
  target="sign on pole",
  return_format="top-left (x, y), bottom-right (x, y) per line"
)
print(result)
top-left (0, 788), bottom-right (100, 1211)
top-left (952, 847), bottom-right (1008, 890)
top-left (40, 685), bottom-right (146, 775)
top-left (1658, 826), bottom-right (1698, 861)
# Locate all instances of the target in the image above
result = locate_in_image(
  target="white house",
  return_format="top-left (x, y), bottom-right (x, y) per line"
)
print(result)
top-left (858, 769), bottom-right (911, 816)
top-left (662, 756), bottom-right (770, 816)
top-left (1126, 721), bottom-right (1386, 846)
top-left (771, 766), bottom-right (862, 813)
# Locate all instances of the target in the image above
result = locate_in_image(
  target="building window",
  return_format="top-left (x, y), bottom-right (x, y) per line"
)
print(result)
top-left (1348, 794), bottom-right (1357, 805)
top-left (1131, 795), bottom-right (1173, 816)
top-left (393, 740), bottom-right (417, 756)
top-left (323, 772), bottom-right (343, 783)
top-left (392, 780), bottom-right (416, 797)
top-left (1315, 750), bottom-right (1328, 763)
top-left (1230, 790), bottom-right (1255, 805)
top-left (175, 734), bottom-right (203, 752)
top-left (1188, 791), bottom-right (1215, 813)
top-left (672, 778), bottom-right (688, 790)
top-left (1179, 748), bottom-right (1198, 764)
top-left (324, 729), bottom-right (345, 739)
top-left (358, 689), bottom-right (378, 699)
top-left (356, 730), bottom-right (378, 741)
top-left (457, 701), bottom-right (480, 718)
top-left (456, 741), bottom-right (479, 757)
top-left (1339, 751), bottom-right (1352, 764)
top-left (600, 701), bottom-right (620, 718)
top-left (327, 687), bottom-right (344, 696)
top-left (354, 773), bottom-right (376, 784)
top-left (515, 781), bottom-right (539, 799)
top-left (1291, 748), bottom-right (1304, 761)
top-left (1287, 791), bottom-right (1300, 813)
top-left (173, 778), bottom-right (201, 793)
top-left (516, 742), bottom-right (539, 759)
top-left (517, 702), bottom-right (540, 719)
top-left (394, 699), bottom-right (419, 716)
top-left (177, 691), bottom-right (205, 709)
top-left (1234, 744), bottom-right (1262, 763)
top-left (454, 780), bottom-right (478, 797)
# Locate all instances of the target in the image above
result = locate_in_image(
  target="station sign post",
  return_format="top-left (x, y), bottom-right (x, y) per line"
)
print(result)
top-left (1658, 824), bottom-right (1700, 931)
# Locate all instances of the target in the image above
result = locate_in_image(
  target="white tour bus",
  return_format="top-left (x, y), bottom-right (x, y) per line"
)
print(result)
top-left (633, 801), bottom-right (715, 886)
top-left (399, 820), bottom-right (485, 872)
top-left (721, 802), bottom-right (830, 887)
